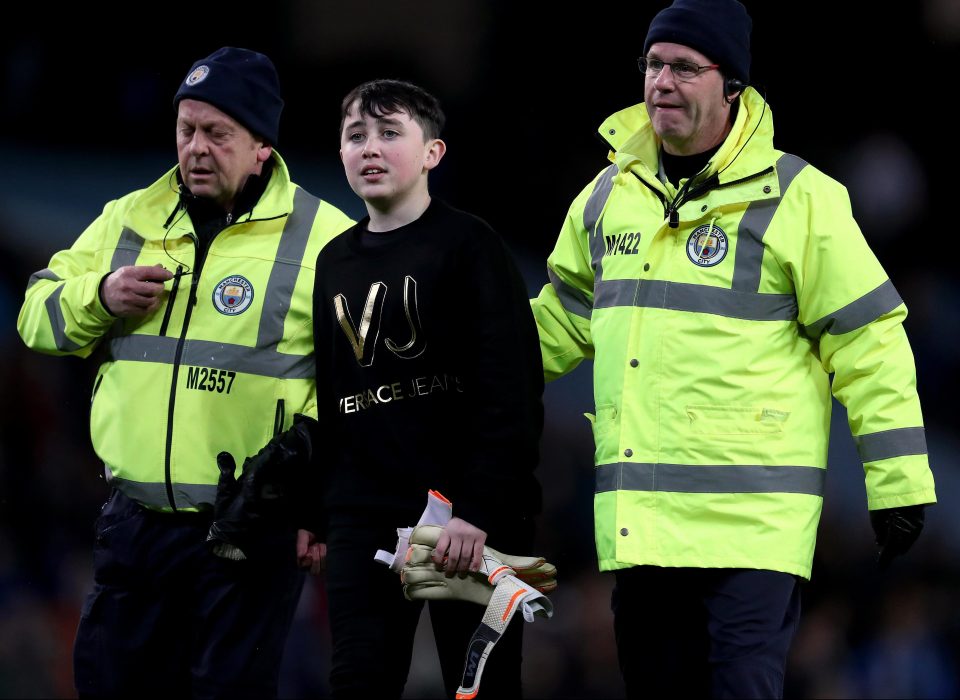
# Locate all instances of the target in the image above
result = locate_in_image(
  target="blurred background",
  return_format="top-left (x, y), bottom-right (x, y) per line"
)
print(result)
top-left (2, 1), bottom-right (959, 697)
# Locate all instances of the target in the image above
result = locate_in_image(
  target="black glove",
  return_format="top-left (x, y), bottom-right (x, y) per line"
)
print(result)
top-left (207, 414), bottom-right (319, 560)
top-left (870, 504), bottom-right (926, 571)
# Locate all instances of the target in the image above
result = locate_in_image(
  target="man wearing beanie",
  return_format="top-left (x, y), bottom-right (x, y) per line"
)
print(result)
top-left (531, 1), bottom-right (936, 697)
top-left (18, 46), bottom-right (353, 699)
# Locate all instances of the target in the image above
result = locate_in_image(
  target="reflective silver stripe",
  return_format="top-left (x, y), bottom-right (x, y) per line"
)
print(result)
top-left (45, 286), bottom-right (83, 351)
top-left (732, 154), bottom-right (808, 292)
top-left (31, 228), bottom-right (145, 348)
top-left (257, 188), bottom-right (320, 348)
top-left (594, 278), bottom-right (638, 308)
top-left (594, 278), bottom-right (797, 321)
top-left (595, 462), bottom-right (826, 496)
top-left (855, 427), bottom-right (927, 463)
top-left (584, 165), bottom-right (618, 279)
top-left (110, 474), bottom-right (217, 510)
top-left (108, 335), bottom-right (314, 379)
top-left (27, 268), bottom-right (60, 290)
top-left (548, 267), bottom-right (593, 319)
top-left (802, 280), bottom-right (903, 337)
top-left (111, 227), bottom-right (147, 270)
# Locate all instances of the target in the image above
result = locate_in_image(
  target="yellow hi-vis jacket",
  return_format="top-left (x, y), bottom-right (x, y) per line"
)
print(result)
top-left (18, 153), bottom-right (354, 512)
top-left (531, 89), bottom-right (936, 578)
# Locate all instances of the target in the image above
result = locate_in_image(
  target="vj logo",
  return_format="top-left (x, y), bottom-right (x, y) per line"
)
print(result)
top-left (334, 276), bottom-right (426, 366)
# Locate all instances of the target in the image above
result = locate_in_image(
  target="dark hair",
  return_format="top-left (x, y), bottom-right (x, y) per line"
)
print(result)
top-left (339, 79), bottom-right (445, 140)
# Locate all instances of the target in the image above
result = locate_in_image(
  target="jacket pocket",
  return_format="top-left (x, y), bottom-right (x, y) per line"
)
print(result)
top-left (89, 369), bottom-right (107, 431)
top-left (686, 404), bottom-right (789, 436)
top-left (586, 403), bottom-right (620, 462)
top-left (274, 398), bottom-right (285, 435)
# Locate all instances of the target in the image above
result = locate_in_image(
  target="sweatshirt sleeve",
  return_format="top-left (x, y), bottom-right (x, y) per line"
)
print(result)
top-left (303, 247), bottom-right (340, 540)
top-left (449, 225), bottom-right (544, 532)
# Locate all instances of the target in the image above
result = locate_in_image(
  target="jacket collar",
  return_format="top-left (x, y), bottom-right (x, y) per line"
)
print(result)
top-left (597, 87), bottom-right (776, 187)
top-left (123, 151), bottom-right (295, 240)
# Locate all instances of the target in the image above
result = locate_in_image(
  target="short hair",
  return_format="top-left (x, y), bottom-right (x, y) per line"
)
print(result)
top-left (340, 79), bottom-right (445, 140)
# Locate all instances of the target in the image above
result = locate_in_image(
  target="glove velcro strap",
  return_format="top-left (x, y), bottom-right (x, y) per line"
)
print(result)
top-left (207, 523), bottom-right (248, 561)
top-left (455, 576), bottom-right (529, 700)
top-left (209, 541), bottom-right (247, 561)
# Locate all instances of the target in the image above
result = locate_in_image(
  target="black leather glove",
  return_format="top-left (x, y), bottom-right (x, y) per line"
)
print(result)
top-left (207, 414), bottom-right (319, 560)
top-left (870, 504), bottom-right (926, 571)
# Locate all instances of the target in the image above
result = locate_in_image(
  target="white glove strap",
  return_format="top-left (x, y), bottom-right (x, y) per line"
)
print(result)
top-left (374, 490), bottom-right (452, 572)
top-left (455, 575), bottom-right (552, 699)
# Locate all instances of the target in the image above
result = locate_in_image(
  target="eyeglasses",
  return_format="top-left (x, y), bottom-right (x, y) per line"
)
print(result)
top-left (637, 57), bottom-right (719, 82)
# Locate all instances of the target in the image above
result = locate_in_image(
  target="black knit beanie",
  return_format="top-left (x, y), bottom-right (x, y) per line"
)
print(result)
top-left (174, 47), bottom-right (283, 145)
top-left (643, 0), bottom-right (752, 86)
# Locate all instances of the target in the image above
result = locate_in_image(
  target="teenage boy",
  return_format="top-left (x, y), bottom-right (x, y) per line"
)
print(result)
top-left (305, 79), bottom-right (544, 698)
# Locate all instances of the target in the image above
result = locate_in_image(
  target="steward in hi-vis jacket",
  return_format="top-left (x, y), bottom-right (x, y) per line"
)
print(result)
top-left (18, 151), bottom-right (349, 512)
top-left (531, 1), bottom-right (936, 696)
top-left (17, 47), bottom-right (353, 700)
top-left (533, 86), bottom-right (936, 579)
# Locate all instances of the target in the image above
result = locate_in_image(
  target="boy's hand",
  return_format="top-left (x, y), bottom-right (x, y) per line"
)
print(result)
top-left (431, 517), bottom-right (486, 577)
top-left (297, 529), bottom-right (326, 575)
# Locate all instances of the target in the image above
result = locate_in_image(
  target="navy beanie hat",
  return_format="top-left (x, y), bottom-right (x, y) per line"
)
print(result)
top-left (643, 0), bottom-right (752, 86)
top-left (174, 47), bottom-right (283, 145)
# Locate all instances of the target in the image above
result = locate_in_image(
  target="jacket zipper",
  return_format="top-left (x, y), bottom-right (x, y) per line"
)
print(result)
top-left (162, 232), bottom-right (218, 510)
top-left (159, 210), bottom-right (289, 510)
top-left (633, 165), bottom-right (775, 228)
top-left (157, 265), bottom-right (184, 337)
top-left (634, 174), bottom-right (669, 221)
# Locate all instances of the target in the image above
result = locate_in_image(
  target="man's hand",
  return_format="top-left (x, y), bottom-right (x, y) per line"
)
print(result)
top-left (100, 264), bottom-right (173, 317)
top-left (870, 504), bottom-right (926, 570)
top-left (297, 529), bottom-right (326, 575)
top-left (431, 517), bottom-right (486, 577)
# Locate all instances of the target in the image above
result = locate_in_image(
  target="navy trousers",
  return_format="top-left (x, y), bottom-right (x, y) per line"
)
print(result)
top-left (74, 489), bottom-right (305, 700)
top-left (324, 514), bottom-right (532, 699)
top-left (612, 566), bottom-right (801, 699)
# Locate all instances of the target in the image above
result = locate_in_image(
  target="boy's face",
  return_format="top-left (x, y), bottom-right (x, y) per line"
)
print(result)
top-left (339, 100), bottom-right (444, 209)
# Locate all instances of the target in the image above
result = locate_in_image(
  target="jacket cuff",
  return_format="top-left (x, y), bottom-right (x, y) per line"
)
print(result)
top-left (95, 272), bottom-right (118, 318)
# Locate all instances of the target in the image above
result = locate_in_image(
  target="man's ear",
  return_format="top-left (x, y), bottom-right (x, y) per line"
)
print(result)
top-left (256, 143), bottom-right (273, 164)
top-left (424, 138), bottom-right (447, 171)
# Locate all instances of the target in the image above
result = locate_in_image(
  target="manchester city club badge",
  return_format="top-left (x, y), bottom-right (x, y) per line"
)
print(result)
top-left (686, 224), bottom-right (728, 267)
top-left (185, 65), bottom-right (210, 86)
top-left (212, 275), bottom-right (254, 315)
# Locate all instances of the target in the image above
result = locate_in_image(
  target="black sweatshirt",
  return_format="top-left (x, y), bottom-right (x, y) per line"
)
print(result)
top-left (312, 199), bottom-right (543, 532)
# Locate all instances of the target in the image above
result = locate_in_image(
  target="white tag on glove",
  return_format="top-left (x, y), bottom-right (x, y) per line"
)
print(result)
top-left (374, 489), bottom-right (452, 571)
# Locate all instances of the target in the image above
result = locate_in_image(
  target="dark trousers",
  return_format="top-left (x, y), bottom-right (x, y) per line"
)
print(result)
top-left (74, 489), bottom-right (305, 700)
top-left (612, 566), bottom-right (801, 700)
top-left (325, 516), bottom-right (532, 699)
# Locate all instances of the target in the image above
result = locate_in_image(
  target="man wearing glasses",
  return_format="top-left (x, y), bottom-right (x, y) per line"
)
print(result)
top-left (530, 0), bottom-right (936, 697)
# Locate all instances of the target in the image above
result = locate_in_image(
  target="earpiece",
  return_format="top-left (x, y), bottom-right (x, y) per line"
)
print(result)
top-left (725, 78), bottom-right (746, 97)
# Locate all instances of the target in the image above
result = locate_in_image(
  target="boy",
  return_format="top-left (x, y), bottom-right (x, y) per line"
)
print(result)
top-left (307, 79), bottom-right (544, 698)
